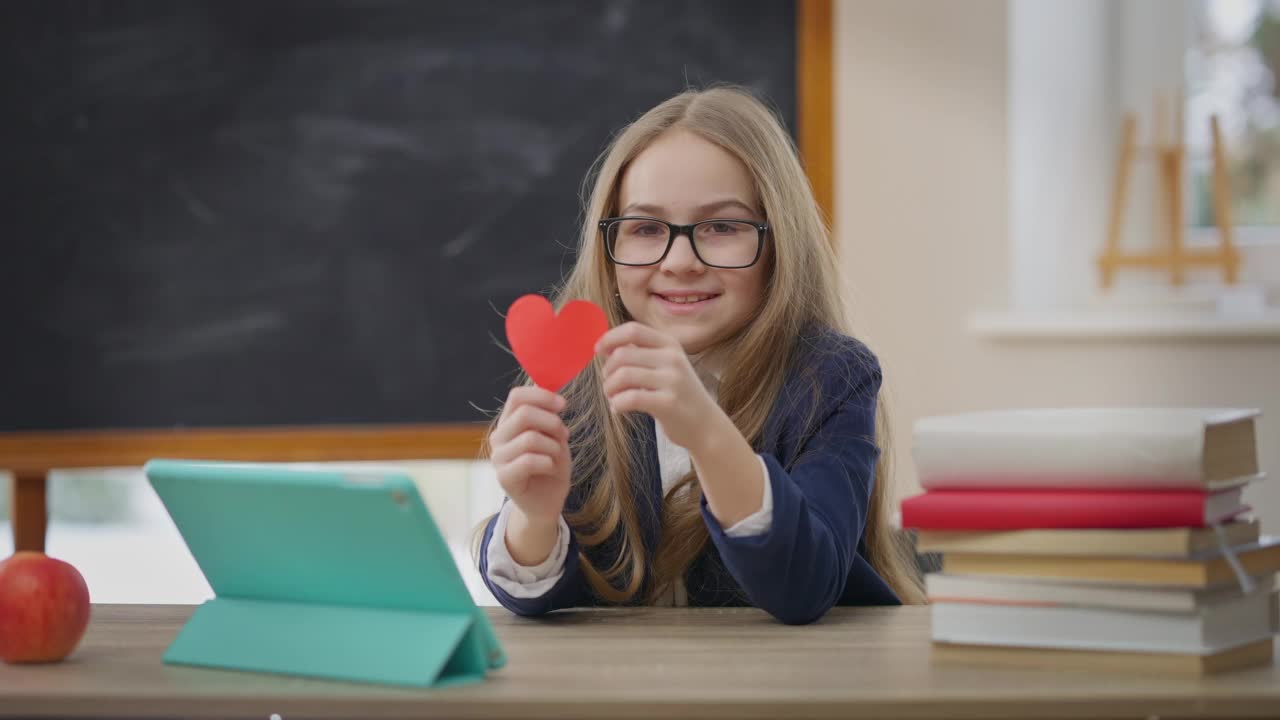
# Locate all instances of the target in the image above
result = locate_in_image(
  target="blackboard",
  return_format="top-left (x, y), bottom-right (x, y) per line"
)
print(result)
top-left (0, 0), bottom-right (798, 431)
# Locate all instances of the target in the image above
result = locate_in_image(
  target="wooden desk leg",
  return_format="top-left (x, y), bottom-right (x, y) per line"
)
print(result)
top-left (10, 471), bottom-right (48, 553)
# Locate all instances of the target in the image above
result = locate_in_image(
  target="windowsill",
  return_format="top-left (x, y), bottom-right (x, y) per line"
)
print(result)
top-left (969, 308), bottom-right (1280, 340)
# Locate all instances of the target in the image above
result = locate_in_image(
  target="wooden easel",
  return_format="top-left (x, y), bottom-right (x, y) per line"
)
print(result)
top-left (1098, 98), bottom-right (1242, 288)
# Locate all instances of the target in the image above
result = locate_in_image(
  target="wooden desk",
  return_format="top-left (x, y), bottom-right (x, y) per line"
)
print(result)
top-left (2, 605), bottom-right (1278, 719)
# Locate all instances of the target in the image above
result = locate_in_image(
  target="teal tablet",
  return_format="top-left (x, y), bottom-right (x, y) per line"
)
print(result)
top-left (144, 458), bottom-right (505, 688)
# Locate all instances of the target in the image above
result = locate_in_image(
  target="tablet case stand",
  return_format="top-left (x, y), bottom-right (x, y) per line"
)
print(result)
top-left (143, 458), bottom-right (506, 690)
top-left (165, 598), bottom-right (495, 688)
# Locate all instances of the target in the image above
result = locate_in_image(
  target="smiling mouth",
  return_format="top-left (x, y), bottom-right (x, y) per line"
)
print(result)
top-left (654, 292), bottom-right (721, 305)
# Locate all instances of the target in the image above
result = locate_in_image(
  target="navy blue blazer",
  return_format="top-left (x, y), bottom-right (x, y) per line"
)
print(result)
top-left (479, 328), bottom-right (902, 624)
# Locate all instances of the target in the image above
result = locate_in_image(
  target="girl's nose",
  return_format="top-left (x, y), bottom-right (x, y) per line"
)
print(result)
top-left (660, 231), bottom-right (705, 273)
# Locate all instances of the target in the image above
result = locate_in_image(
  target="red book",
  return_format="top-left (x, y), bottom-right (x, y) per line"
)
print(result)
top-left (899, 488), bottom-right (1247, 531)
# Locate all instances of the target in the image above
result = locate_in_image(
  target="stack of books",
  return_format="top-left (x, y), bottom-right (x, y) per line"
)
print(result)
top-left (901, 408), bottom-right (1279, 674)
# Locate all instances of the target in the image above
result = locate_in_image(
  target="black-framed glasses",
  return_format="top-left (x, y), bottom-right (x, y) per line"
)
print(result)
top-left (599, 216), bottom-right (769, 269)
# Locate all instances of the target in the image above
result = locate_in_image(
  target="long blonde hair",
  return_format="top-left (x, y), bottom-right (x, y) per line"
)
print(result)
top-left (481, 86), bottom-right (924, 606)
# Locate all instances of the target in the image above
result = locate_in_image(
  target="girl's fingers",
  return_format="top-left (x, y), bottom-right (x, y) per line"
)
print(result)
top-left (601, 366), bottom-right (665, 399)
top-left (498, 454), bottom-right (555, 485)
top-left (494, 425), bottom-right (565, 466)
top-left (607, 388), bottom-right (660, 416)
top-left (493, 403), bottom-right (568, 446)
top-left (595, 322), bottom-right (671, 357)
top-left (499, 386), bottom-right (565, 419)
top-left (491, 429), bottom-right (565, 466)
top-left (601, 345), bottom-right (666, 377)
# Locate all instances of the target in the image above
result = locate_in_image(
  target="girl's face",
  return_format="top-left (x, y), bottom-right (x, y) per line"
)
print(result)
top-left (612, 130), bottom-right (770, 355)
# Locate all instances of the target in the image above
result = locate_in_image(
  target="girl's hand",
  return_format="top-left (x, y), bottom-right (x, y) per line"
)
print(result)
top-left (489, 386), bottom-right (572, 528)
top-left (597, 322), bottom-right (723, 453)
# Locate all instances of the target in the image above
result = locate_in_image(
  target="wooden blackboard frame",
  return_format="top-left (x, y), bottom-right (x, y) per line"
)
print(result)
top-left (4, 0), bottom-right (835, 553)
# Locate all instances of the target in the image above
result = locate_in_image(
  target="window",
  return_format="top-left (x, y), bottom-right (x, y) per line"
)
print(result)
top-left (1187, 0), bottom-right (1280, 236)
top-left (987, 0), bottom-right (1280, 338)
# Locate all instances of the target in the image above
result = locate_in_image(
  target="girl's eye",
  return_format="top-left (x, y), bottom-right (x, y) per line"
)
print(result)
top-left (631, 222), bottom-right (665, 236)
top-left (705, 222), bottom-right (753, 235)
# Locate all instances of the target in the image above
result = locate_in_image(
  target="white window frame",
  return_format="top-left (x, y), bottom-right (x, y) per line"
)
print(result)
top-left (979, 0), bottom-right (1280, 339)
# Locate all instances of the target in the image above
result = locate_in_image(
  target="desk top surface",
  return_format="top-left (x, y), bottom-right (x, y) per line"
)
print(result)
top-left (2, 604), bottom-right (1279, 719)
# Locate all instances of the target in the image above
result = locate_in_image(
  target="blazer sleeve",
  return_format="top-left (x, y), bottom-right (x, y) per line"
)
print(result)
top-left (700, 355), bottom-right (883, 625)
top-left (478, 503), bottom-right (588, 616)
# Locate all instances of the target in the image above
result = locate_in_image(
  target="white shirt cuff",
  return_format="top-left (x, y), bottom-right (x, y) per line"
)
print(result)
top-left (723, 455), bottom-right (773, 537)
top-left (485, 502), bottom-right (571, 598)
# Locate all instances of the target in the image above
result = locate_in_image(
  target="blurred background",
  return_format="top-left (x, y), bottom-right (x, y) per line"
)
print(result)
top-left (839, 0), bottom-right (1279, 547)
top-left (1, 0), bottom-right (1277, 605)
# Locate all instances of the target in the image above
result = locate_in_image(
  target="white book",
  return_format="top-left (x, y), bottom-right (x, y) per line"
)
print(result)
top-left (912, 407), bottom-right (1260, 490)
top-left (927, 573), bottom-right (1276, 613)
top-left (931, 588), bottom-right (1277, 654)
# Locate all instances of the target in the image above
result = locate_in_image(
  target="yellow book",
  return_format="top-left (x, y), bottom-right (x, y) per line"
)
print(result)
top-left (941, 536), bottom-right (1280, 587)
top-left (917, 519), bottom-right (1260, 557)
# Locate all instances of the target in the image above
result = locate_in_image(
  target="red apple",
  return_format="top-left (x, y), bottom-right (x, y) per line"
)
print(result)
top-left (0, 551), bottom-right (91, 663)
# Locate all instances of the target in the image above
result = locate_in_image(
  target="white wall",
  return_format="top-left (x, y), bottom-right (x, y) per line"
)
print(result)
top-left (835, 0), bottom-right (1280, 527)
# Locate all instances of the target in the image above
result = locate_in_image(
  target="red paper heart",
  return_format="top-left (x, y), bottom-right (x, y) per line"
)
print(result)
top-left (505, 294), bottom-right (609, 391)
